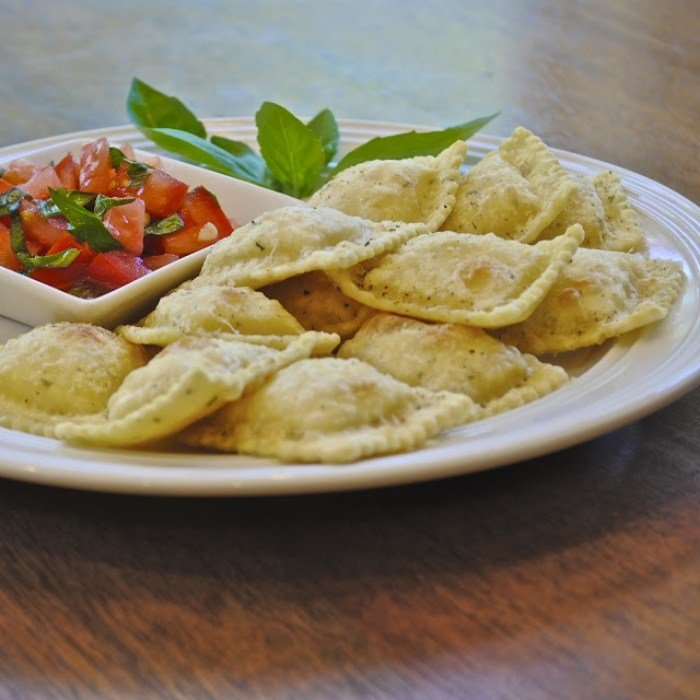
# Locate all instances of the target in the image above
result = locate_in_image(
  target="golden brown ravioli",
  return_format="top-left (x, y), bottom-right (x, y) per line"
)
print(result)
top-left (338, 313), bottom-right (568, 414)
top-left (118, 278), bottom-right (303, 346)
top-left (56, 332), bottom-right (337, 447)
top-left (182, 357), bottom-right (478, 463)
top-left (0, 323), bottom-right (147, 437)
top-left (308, 140), bottom-right (466, 231)
top-left (328, 225), bottom-right (584, 328)
top-left (199, 205), bottom-right (427, 288)
top-left (441, 127), bottom-right (578, 242)
top-left (261, 270), bottom-right (374, 339)
top-left (495, 249), bottom-right (684, 353)
top-left (539, 171), bottom-right (646, 252)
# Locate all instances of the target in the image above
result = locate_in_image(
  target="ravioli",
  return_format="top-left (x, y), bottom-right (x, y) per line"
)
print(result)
top-left (539, 171), bottom-right (646, 252)
top-left (199, 205), bottom-right (427, 288)
top-left (117, 277), bottom-right (304, 346)
top-left (182, 357), bottom-right (478, 463)
top-left (0, 323), bottom-right (147, 437)
top-left (441, 127), bottom-right (578, 242)
top-left (328, 225), bottom-right (584, 328)
top-left (55, 331), bottom-right (338, 447)
top-left (495, 249), bottom-right (684, 354)
top-left (261, 270), bottom-right (374, 339)
top-left (308, 140), bottom-right (467, 231)
top-left (338, 313), bottom-right (568, 414)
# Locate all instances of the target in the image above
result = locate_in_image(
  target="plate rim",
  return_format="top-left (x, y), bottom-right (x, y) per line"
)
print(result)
top-left (0, 118), bottom-right (698, 496)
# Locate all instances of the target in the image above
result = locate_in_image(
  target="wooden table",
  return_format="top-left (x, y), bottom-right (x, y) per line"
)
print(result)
top-left (1, 1), bottom-right (698, 697)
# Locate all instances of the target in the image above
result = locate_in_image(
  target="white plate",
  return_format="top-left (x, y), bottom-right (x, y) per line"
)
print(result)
top-left (0, 119), bottom-right (698, 496)
top-left (0, 140), bottom-right (298, 327)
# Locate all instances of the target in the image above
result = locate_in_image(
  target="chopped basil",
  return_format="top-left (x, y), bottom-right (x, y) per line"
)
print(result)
top-left (9, 211), bottom-right (28, 256)
top-left (126, 160), bottom-right (150, 188)
top-left (17, 248), bottom-right (81, 271)
top-left (93, 194), bottom-right (136, 217)
top-left (48, 187), bottom-right (122, 252)
top-left (0, 187), bottom-right (32, 217)
top-left (145, 213), bottom-right (184, 236)
top-left (109, 146), bottom-right (126, 169)
top-left (37, 190), bottom-right (96, 218)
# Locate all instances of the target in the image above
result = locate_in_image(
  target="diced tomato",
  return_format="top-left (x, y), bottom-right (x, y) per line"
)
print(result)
top-left (29, 233), bottom-right (95, 291)
top-left (142, 233), bottom-right (164, 257)
top-left (54, 153), bottom-right (80, 190)
top-left (79, 138), bottom-right (116, 193)
top-left (139, 170), bottom-right (188, 218)
top-left (103, 198), bottom-right (145, 256)
top-left (108, 162), bottom-right (137, 198)
top-left (87, 250), bottom-right (150, 291)
top-left (0, 178), bottom-right (13, 194)
top-left (19, 199), bottom-right (69, 251)
top-left (160, 225), bottom-right (218, 256)
top-left (180, 186), bottom-right (234, 236)
top-left (2, 158), bottom-right (41, 186)
top-left (0, 221), bottom-right (22, 272)
top-left (120, 143), bottom-right (136, 159)
top-left (21, 166), bottom-right (62, 199)
top-left (143, 253), bottom-right (179, 270)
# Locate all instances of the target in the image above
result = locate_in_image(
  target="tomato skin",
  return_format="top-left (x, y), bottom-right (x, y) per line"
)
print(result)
top-left (29, 233), bottom-right (95, 291)
top-left (3, 159), bottom-right (41, 186)
top-left (55, 154), bottom-right (80, 190)
top-left (103, 198), bottom-right (146, 256)
top-left (19, 199), bottom-right (69, 251)
top-left (143, 253), bottom-right (179, 270)
top-left (21, 166), bottom-right (62, 199)
top-left (180, 186), bottom-right (234, 236)
top-left (0, 178), bottom-right (13, 194)
top-left (160, 225), bottom-right (217, 255)
top-left (0, 221), bottom-right (22, 272)
top-left (86, 250), bottom-right (150, 291)
top-left (79, 138), bottom-right (116, 193)
top-left (139, 170), bottom-right (188, 218)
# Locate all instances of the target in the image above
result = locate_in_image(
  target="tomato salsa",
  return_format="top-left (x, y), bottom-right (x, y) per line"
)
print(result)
top-left (0, 138), bottom-right (235, 297)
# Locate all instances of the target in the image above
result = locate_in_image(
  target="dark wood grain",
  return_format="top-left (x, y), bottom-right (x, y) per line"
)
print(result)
top-left (0, 1), bottom-right (698, 698)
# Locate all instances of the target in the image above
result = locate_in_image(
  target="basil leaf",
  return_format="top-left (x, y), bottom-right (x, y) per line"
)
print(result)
top-left (141, 127), bottom-right (270, 187)
top-left (48, 188), bottom-right (122, 252)
top-left (126, 160), bottom-right (150, 188)
top-left (255, 102), bottom-right (326, 198)
top-left (209, 135), bottom-right (278, 189)
top-left (109, 146), bottom-right (125, 169)
top-left (94, 195), bottom-right (136, 217)
top-left (127, 78), bottom-right (206, 137)
top-left (307, 109), bottom-right (339, 166)
top-left (0, 187), bottom-right (31, 216)
top-left (145, 213), bottom-right (184, 236)
top-left (17, 248), bottom-right (81, 271)
top-left (9, 211), bottom-right (28, 256)
top-left (331, 113), bottom-right (498, 174)
top-left (38, 190), bottom-right (96, 218)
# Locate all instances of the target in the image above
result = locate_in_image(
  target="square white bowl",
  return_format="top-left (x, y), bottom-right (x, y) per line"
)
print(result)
top-left (0, 139), bottom-right (300, 328)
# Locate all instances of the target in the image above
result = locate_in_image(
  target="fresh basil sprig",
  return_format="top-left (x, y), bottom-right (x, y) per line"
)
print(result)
top-left (48, 188), bottom-right (122, 252)
top-left (93, 194), bottom-right (136, 217)
top-left (126, 78), bottom-right (496, 198)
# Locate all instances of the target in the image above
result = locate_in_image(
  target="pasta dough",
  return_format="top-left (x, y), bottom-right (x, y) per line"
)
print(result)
top-left (182, 357), bottom-right (478, 463)
top-left (199, 205), bottom-right (427, 288)
top-left (495, 248), bottom-right (684, 353)
top-left (328, 225), bottom-right (584, 328)
top-left (308, 140), bottom-right (467, 231)
top-left (0, 323), bottom-right (146, 437)
top-left (441, 127), bottom-right (578, 242)
top-left (338, 313), bottom-right (568, 414)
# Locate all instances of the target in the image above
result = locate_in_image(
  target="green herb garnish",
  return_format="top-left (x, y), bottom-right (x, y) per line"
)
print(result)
top-left (37, 190), bottom-right (96, 218)
top-left (48, 188), bottom-right (122, 252)
top-left (145, 213), bottom-right (184, 236)
top-left (93, 194), bottom-right (136, 217)
top-left (126, 78), bottom-right (497, 198)
top-left (0, 187), bottom-right (32, 216)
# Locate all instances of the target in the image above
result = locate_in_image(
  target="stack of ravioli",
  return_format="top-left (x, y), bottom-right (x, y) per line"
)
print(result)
top-left (0, 128), bottom-right (684, 463)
